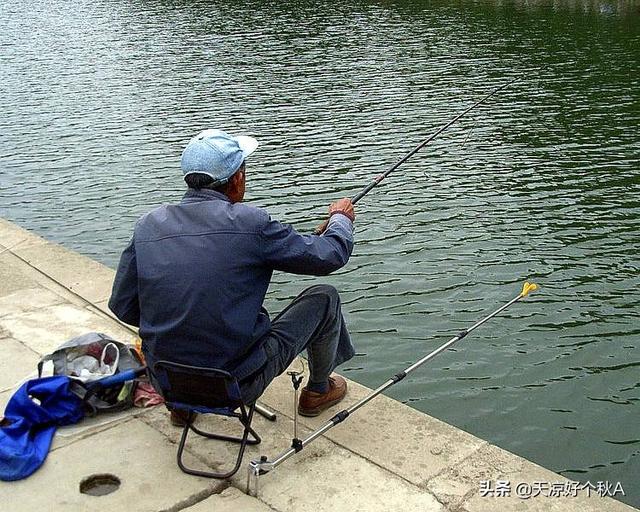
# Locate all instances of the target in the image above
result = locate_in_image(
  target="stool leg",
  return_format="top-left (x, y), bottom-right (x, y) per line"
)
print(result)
top-left (190, 410), bottom-right (261, 445)
top-left (176, 422), bottom-right (192, 475)
top-left (175, 404), bottom-right (260, 479)
top-left (226, 403), bottom-right (257, 477)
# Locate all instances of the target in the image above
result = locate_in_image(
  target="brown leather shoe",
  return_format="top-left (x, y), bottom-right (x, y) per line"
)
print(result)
top-left (298, 375), bottom-right (347, 417)
top-left (169, 409), bottom-right (198, 427)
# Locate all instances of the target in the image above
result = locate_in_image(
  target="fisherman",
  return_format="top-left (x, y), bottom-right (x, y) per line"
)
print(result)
top-left (108, 129), bottom-right (356, 424)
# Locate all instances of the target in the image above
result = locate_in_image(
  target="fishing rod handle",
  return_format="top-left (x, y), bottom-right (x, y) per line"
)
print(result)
top-left (313, 219), bottom-right (330, 235)
top-left (313, 201), bottom-right (356, 234)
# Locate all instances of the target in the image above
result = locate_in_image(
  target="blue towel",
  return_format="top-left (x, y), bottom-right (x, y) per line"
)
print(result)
top-left (0, 376), bottom-right (84, 481)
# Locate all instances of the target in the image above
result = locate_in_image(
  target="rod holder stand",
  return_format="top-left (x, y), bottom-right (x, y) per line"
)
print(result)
top-left (287, 370), bottom-right (304, 448)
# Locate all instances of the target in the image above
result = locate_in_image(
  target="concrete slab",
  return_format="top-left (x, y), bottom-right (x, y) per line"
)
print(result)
top-left (13, 243), bottom-right (115, 304)
top-left (51, 409), bottom-right (154, 451)
top-left (0, 218), bottom-right (47, 251)
top-left (428, 443), bottom-right (635, 512)
top-left (257, 444), bottom-right (445, 512)
top-left (0, 255), bottom-right (43, 297)
top-left (0, 303), bottom-right (136, 356)
top-left (0, 249), bottom-right (101, 314)
top-left (0, 287), bottom-right (66, 318)
top-left (0, 337), bottom-right (40, 392)
top-left (88, 299), bottom-right (137, 332)
top-left (184, 486), bottom-right (276, 512)
top-left (94, 299), bottom-right (110, 313)
top-left (1, 419), bottom-right (225, 512)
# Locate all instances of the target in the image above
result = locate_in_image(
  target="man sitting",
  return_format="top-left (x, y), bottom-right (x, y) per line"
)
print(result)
top-left (109, 129), bottom-right (356, 422)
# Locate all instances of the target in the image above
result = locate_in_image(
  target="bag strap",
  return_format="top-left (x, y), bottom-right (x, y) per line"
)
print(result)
top-left (37, 355), bottom-right (54, 378)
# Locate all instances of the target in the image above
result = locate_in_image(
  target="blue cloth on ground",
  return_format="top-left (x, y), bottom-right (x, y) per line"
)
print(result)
top-left (0, 376), bottom-right (84, 481)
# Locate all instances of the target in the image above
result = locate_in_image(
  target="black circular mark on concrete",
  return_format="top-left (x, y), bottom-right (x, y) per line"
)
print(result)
top-left (79, 474), bottom-right (121, 496)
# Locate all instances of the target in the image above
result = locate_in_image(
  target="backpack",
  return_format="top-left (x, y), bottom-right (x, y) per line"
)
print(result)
top-left (37, 332), bottom-right (145, 416)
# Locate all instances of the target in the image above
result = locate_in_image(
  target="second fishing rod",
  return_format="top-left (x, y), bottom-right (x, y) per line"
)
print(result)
top-left (314, 76), bottom-right (519, 234)
top-left (247, 281), bottom-right (539, 496)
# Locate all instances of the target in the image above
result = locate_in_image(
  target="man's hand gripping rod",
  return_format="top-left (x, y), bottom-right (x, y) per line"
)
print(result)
top-left (247, 281), bottom-right (538, 496)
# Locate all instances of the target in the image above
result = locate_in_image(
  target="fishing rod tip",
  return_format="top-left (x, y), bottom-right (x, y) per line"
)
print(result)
top-left (521, 281), bottom-right (539, 297)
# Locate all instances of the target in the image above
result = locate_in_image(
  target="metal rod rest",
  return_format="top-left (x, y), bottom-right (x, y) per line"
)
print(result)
top-left (255, 403), bottom-right (277, 421)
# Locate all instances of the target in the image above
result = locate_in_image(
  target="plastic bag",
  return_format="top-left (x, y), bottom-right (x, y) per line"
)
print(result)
top-left (37, 333), bottom-right (144, 415)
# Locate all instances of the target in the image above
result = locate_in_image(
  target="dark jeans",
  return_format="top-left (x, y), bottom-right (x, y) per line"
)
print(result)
top-left (239, 284), bottom-right (355, 404)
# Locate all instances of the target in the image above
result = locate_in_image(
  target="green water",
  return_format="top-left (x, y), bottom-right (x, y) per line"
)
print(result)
top-left (1, 0), bottom-right (638, 505)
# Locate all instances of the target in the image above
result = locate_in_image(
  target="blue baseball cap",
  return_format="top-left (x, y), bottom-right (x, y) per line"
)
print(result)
top-left (180, 129), bottom-right (259, 185)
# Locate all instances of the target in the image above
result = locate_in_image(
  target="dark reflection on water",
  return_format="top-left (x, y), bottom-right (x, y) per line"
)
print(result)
top-left (1, 0), bottom-right (638, 506)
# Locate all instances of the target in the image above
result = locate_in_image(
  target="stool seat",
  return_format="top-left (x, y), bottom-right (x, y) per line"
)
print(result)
top-left (152, 360), bottom-right (261, 479)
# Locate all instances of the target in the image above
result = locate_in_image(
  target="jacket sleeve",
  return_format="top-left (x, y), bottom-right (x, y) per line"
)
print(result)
top-left (260, 214), bottom-right (354, 276)
top-left (108, 237), bottom-right (141, 326)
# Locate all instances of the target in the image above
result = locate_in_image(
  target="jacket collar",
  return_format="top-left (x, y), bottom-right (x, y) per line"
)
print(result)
top-left (181, 188), bottom-right (231, 204)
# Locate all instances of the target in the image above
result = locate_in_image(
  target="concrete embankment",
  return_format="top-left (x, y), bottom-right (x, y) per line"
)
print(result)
top-left (0, 217), bottom-right (635, 512)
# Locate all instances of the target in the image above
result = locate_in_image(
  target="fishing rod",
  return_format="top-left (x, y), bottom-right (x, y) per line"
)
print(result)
top-left (247, 281), bottom-right (538, 496)
top-left (314, 76), bottom-right (519, 234)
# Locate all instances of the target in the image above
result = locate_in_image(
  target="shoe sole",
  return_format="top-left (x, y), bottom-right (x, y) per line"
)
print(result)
top-left (297, 395), bottom-right (346, 417)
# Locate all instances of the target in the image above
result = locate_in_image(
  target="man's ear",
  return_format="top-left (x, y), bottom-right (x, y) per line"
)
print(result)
top-left (230, 169), bottom-right (243, 187)
top-left (226, 169), bottom-right (244, 203)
